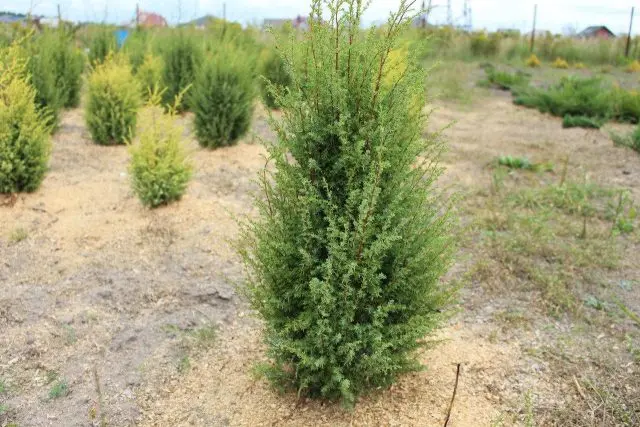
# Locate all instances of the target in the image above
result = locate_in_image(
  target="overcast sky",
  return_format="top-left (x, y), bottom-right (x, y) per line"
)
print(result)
top-left (3, 0), bottom-right (639, 35)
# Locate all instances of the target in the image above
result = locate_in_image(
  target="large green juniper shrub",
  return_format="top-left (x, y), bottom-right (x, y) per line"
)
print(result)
top-left (0, 41), bottom-right (52, 193)
top-left (26, 30), bottom-right (84, 127)
top-left (129, 89), bottom-right (192, 207)
top-left (190, 46), bottom-right (254, 148)
top-left (88, 28), bottom-right (117, 66)
top-left (161, 32), bottom-right (203, 111)
top-left (240, 0), bottom-right (455, 406)
top-left (259, 48), bottom-right (291, 109)
top-left (85, 55), bottom-right (141, 145)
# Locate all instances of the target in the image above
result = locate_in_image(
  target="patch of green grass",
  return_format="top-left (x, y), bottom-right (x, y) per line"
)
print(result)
top-left (494, 309), bottom-right (530, 330)
top-left (498, 155), bottom-right (532, 170)
top-left (562, 115), bottom-right (604, 129)
top-left (513, 76), bottom-right (640, 125)
top-left (479, 66), bottom-right (530, 91)
top-left (479, 179), bottom-right (634, 312)
top-left (611, 125), bottom-right (640, 153)
top-left (63, 325), bottom-right (77, 345)
top-left (496, 155), bottom-right (554, 172)
top-left (0, 378), bottom-right (6, 394)
top-left (45, 370), bottom-right (59, 384)
top-left (9, 228), bottom-right (27, 243)
top-left (48, 379), bottom-right (69, 399)
top-left (523, 390), bottom-right (535, 427)
top-left (189, 326), bottom-right (217, 348)
top-left (428, 61), bottom-right (476, 104)
top-left (177, 355), bottom-right (191, 374)
top-left (0, 404), bottom-right (7, 415)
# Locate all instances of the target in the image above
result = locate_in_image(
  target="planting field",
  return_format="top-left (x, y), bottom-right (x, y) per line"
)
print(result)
top-left (1, 91), bottom-right (639, 426)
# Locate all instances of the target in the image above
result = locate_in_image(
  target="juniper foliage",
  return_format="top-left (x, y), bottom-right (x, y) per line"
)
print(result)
top-left (85, 55), bottom-right (141, 145)
top-left (129, 89), bottom-right (192, 207)
top-left (161, 33), bottom-right (203, 111)
top-left (0, 40), bottom-right (51, 193)
top-left (190, 47), bottom-right (254, 148)
top-left (260, 49), bottom-right (292, 109)
top-left (89, 28), bottom-right (116, 66)
top-left (241, 0), bottom-right (454, 406)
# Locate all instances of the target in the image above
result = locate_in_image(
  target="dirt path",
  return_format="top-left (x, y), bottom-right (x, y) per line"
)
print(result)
top-left (1, 96), bottom-right (638, 426)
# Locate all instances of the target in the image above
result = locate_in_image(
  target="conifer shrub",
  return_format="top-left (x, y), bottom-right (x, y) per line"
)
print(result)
top-left (626, 60), bottom-right (640, 73)
top-left (85, 55), bottom-right (141, 145)
top-left (161, 33), bottom-right (203, 111)
top-left (129, 89), bottom-right (192, 207)
top-left (190, 47), bottom-right (254, 148)
top-left (89, 28), bottom-right (116, 66)
top-left (122, 29), bottom-right (148, 73)
top-left (240, 0), bottom-right (454, 406)
top-left (525, 53), bottom-right (541, 68)
top-left (259, 49), bottom-right (291, 109)
top-left (0, 41), bottom-right (51, 193)
top-left (136, 53), bottom-right (164, 100)
top-left (552, 57), bottom-right (569, 69)
top-left (26, 30), bottom-right (84, 126)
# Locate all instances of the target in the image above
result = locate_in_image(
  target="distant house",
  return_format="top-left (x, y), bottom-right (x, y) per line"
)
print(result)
top-left (578, 26), bottom-right (615, 39)
top-left (263, 15), bottom-right (308, 30)
top-left (134, 10), bottom-right (168, 28)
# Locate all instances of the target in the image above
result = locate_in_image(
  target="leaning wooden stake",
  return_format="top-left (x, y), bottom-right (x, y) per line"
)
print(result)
top-left (444, 363), bottom-right (461, 427)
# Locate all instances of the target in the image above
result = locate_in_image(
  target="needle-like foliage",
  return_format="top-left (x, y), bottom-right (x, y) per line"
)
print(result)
top-left (240, 0), bottom-right (455, 406)
top-left (0, 40), bottom-right (52, 193)
top-left (129, 88), bottom-right (192, 208)
top-left (85, 54), bottom-right (141, 145)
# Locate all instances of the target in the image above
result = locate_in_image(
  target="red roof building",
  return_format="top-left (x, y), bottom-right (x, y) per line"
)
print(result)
top-left (135, 10), bottom-right (168, 28)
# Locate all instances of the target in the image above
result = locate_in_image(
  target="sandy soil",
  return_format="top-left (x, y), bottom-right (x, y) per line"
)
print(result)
top-left (1, 96), bottom-right (638, 426)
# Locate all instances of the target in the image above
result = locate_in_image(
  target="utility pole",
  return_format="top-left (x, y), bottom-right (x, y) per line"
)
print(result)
top-left (135, 3), bottom-right (140, 29)
top-left (530, 4), bottom-right (537, 53)
top-left (447, 0), bottom-right (452, 26)
top-left (425, 0), bottom-right (432, 26)
top-left (421, 0), bottom-right (426, 29)
top-left (463, 0), bottom-right (472, 31)
top-left (626, 7), bottom-right (635, 58)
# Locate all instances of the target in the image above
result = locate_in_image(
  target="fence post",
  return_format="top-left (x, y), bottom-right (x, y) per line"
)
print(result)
top-left (626, 7), bottom-right (635, 58)
top-left (530, 4), bottom-right (537, 53)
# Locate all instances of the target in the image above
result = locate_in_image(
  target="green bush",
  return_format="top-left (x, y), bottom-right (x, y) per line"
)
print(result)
top-left (190, 48), bottom-right (254, 148)
top-left (26, 30), bottom-right (84, 127)
top-left (161, 33), bottom-right (203, 110)
top-left (240, 0), bottom-right (454, 406)
top-left (0, 42), bottom-right (51, 193)
top-left (85, 55), bottom-right (141, 145)
top-left (89, 28), bottom-right (116, 66)
top-left (562, 115), bottom-right (603, 129)
top-left (469, 32), bottom-right (500, 57)
top-left (513, 76), bottom-right (640, 124)
top-left (122, 29), bottom-right (148, 72)
top-left (480, 67), bottom-right (529, 91)
top-left (260, 49), bottom-right (291, 109)
top-left (136, 53), bottom-right (164, 100)
top-left (129, 90), bottom-right (192, 207)
top-left (498, 155), bottom-right (532, 169)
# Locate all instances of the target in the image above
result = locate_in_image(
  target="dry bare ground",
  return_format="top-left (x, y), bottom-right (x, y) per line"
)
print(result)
top-left (1, 96), bottom-right (639, 426)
